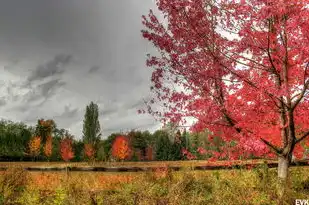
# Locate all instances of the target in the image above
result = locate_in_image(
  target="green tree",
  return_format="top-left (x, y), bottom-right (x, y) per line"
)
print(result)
top-left (34, 119), bottom-right (56, 144)
top-left (73, 140), bottom-right (84, 162)
top-left (154, 130), bottom-right (173, 161)
top-left (170, 130), bottom-right (182, 160)
top-left (82, 102), bottom-right (101, 149)
top-left (102, 133), bottom-right (121, 161)
top-left (0, 120), bottom-right (33, 160)
top-left (128, 130), bottom-right (147, 158)
top-left (95, 141), bottom-right (106, 161)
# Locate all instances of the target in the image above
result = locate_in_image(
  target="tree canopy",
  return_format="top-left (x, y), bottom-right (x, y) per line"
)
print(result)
top-left (82, 101), bottom-right (101, 147)
top-left (141, 0), bottom-right (309, 187)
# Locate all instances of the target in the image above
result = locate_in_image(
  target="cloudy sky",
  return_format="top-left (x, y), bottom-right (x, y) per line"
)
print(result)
top-left (0, 0), bottom-right (163, 138)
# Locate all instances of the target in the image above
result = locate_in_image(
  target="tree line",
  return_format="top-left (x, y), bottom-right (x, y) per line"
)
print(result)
top-left (0, 102), bottom-right (228, 162)
top-left (0, 119), bottom-right (227, 162)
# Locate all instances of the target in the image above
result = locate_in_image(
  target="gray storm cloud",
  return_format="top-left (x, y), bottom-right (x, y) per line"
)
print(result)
top-left (0, 0), bottom-right (161, 138)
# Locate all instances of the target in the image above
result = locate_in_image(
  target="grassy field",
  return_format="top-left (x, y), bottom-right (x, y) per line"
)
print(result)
top-left (0, 159), bottom-right (278, 168)
top-left (1, 161), bottom-right (309, 205)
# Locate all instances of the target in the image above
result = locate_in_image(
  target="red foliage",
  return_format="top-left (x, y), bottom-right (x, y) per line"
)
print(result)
top-left (141, 0), bottom-right (309, 161)
top-left (84, 143), bottom-right (95, 159)
top-left (44, 136), bottom-right (52, 158)
top-left (29, 136), bottom-right (41, 157)
top-left (111, 136), bottom-right (132, 161)
top-left (60, 138), bottom-right (74, 162)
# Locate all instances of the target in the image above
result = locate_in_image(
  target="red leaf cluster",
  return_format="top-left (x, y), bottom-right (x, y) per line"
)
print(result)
top-left (29, 136), bottom-right (41, 157)
top-left (111, 136), bottom-right (132, 161)
top-left (60, 138), bottom-right (74, 162)
top-left (84, 143), bottom-right (95, 159)
top-left (44, 136), bottom-right (52, 158)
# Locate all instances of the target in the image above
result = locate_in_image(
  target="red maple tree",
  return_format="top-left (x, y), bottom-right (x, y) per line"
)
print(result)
top-left (60, 137), bottom-right (74, 162)
top-left (141, 0), bottom-right (309, 195)
top-left (84, 143), bottom-right (95, 160)
top-left (111, 136), bottom-right (132, 161)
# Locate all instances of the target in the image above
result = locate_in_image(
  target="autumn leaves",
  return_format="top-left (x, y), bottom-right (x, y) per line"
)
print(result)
top-left (28, 120), bottom-right (56, 160)
top-left (27, 119), bottom-right (135, 162)
top-left (28, 119), bottom-right (75, 161)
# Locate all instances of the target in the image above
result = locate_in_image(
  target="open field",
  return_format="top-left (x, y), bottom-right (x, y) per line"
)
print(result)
top-left (2, 159), bottom-right (309, 173)
top-left (0, 159), bottom-right (280, 169)
top-left (1, 163), bottom-right (309, 204)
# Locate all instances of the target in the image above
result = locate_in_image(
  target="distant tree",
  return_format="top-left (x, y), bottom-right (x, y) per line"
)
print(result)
top-left (145, 146), bottom-right (153, 161)
top-left (44, 135), bottom-right (52, 159)
top-left (0, 120), bottom-right (33, 160)
top-left (60, 137), bottom-right (74, 162)
top-left (95, 141), bottom-right (106, 161)
top-left (142, 130), bottom-right (155, 146)
top-left (170, 130), bottom-right (183, 160)
top-left (28, 136), bottom-right (41, 160)
top-left (128, 130), bottom-right (148, 159)
top-left (82, 102), bottom-right (101, 152)
top-left (154, 130), bottom-right (173, 160)
top-left (35, 119), bottom-right (55, 144)
top-left (72, 140), bottom-right (84, 162)
top-left (111, 136), bottom-right (132, 161)
top-left (102, 133), bottom-right (121, 160)
top-left (84, 143), bottom-right (95, 160)
top-left (50, 128), bottom-right (68, 161)
top-left (162, 121), bottom-right (180, 143)
top-left (181, 129), bottom-right (190, 150)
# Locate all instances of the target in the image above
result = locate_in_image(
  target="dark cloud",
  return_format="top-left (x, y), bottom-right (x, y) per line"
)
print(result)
top-left (28, 54), bottom-right (72, 82)
top-left (23, 79), bottom-right (65, 104)
top-left (0, 0), bottom-right (162, 138)
top-left (88, 66), bottom-right (100, 74)
top-left (38, 79), bottom-right (66, 98)
top-left (57, 105), bottom-right (79, 119)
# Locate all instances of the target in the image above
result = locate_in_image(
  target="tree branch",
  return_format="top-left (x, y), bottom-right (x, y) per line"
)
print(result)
top-left (291, 63), bottom-right (309, 110)
top-left (295, 130), bottom-right (309, 144)
top-left (260, 138), bottom-right (282, 154)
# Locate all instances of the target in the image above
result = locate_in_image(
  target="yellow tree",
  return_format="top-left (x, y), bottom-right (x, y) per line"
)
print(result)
top-left (29, 136), bottom-right (41, 160)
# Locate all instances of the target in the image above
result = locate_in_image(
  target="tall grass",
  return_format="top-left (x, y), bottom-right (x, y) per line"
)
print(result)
top-left (0, 165), bottom-right (309, 204)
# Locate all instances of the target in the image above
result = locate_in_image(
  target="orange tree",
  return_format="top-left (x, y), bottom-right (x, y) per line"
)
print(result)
top-left (111, 135), bottom-right (132, 161)
top-left (60, 137), bottom-right (74, 162)
top-left (44, 135), bottom-right (52, 159)
top-left (28, 136), bottom-right (41, 160)
top-left (84, 143), bottom-right (95, 160)
top-left (35, 119), bottom-right (55, 159)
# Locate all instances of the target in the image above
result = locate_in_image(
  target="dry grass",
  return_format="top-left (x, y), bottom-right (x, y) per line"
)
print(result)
top-left (0, 159), bottom-right (277, 168)
top-left (1, 164), bottom-right (309, 204)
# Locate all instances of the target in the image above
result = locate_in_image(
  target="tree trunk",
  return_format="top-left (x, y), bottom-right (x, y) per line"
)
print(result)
top-left (277, 156), bottom-right (289, 204)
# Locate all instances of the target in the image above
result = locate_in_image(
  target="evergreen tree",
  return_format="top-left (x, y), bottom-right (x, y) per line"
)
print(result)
top-left (154, 130), bottom-right (173, 160)
top-left (171, 130), bottom-right (182, 160)
top-left (128, 130), bottom-right (147, 158)
top-left (82, 102), bottom-right (101, 149)
top-left (102, 133), bottom-right (121, 161)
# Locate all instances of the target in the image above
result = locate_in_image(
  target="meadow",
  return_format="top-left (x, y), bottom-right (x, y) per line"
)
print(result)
top-left (1, 161), bottom-right (309, 205)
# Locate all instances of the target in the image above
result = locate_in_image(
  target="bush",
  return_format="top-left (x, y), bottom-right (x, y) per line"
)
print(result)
top-left (0, 167), bottom-right (28, 204)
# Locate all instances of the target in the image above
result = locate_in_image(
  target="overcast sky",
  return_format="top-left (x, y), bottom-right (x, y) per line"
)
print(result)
top-left (0, 0), bottom-right (163, 138)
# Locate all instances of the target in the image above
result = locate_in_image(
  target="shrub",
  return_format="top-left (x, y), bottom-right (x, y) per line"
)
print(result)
top-left (0, 167), bottom-right (28, 204)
